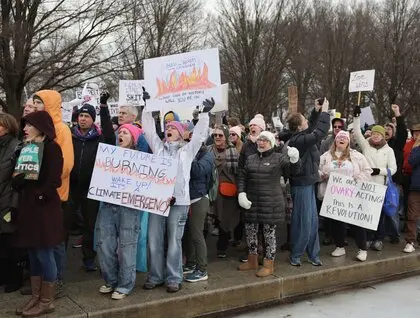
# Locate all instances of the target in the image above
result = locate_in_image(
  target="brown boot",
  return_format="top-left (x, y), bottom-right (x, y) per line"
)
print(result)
top-left (238, 254), bottom-right (258, 271)
top-left (22, 281), bottom-right (55, 317)
top-left (256, 258), bottom-right (274, 277)
top-left (16, 276), bottom-right (42, 315)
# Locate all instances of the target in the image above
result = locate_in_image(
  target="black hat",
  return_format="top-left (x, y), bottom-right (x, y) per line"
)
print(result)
top-left (331, 117), bottom-right (345, 128)
top-left (78, 104), bottom-right (96, 122)
top-left (24, 111), bottom-right (56, 140)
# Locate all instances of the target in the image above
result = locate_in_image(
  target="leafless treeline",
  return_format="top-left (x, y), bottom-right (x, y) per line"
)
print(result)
top-left (1, 0), bottom-right (419, 125)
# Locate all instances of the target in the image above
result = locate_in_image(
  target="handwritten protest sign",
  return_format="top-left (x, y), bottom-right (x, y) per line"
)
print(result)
top-left (13, 143), bottom-right (44, 180)
top-left (288, 86), bottom-right (298, 114)
top-left (211, 83), bottom-right (229, 113)
top-left (88, 143), bottom-right (178, 216)
top-left (320, 173), bottom-right (387, 230)
top-left (119, 80), bottom-right (145, 107)
top-left (144, 48), bottom-right (222, 111)
top-left (349, 70), bottom-right (375, 93)
top-left (359, 106), bottom-right (375, 127)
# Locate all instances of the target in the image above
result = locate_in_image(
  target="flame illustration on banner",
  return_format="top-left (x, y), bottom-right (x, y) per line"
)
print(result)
top-left (156, 63), bottom-right (216, 97)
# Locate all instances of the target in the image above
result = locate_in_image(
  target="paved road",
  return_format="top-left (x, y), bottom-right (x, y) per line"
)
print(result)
top-left (235, 276), bottom-right (420, 318)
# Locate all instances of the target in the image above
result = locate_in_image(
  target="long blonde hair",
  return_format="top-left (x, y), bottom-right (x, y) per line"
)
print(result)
top-left (329, 139), bottom-right (351, 162)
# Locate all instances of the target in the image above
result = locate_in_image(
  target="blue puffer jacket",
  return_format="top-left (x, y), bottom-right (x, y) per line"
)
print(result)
top-left (189, 145), bottom-right (214, 200)
top-left (408, 145), bottom-right (420, 191)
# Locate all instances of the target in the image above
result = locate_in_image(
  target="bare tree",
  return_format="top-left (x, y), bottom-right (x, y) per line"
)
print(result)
top-left (0, 0), bottom-right (128, 118)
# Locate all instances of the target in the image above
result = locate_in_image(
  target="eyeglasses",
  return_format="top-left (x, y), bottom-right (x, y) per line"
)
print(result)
top-left (257, 139), bottom-right (269, 143)
top-left (229, 133), bottom-right (237, 137)
top-left (212, 133), bottom-right (224, 138)
top-left (333, 126), bottom-right (343, 129)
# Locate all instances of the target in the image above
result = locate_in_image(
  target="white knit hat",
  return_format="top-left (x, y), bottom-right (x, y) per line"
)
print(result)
top-left (257, 131), bottom-right (275, 149)
top-left (229, 125), bottom-right (242, 137)
top-left (249, 115), bottom-right (266, 131)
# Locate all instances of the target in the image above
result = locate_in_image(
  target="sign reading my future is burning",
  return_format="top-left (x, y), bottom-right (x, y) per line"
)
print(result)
top-left (320, 173), bottom-right (387, 231)
top-left (88, 143), bottom-right (178, 216)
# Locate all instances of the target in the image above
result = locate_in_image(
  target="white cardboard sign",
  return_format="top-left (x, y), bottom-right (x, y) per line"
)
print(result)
top-left (360, 106), bottom-right (375, 127)
top-left (144, 48), bottom-right (222, 111)
top-left (349, 70), bottom-right (375, 92)
top-left (320, 173), bottom-right (386, 231)
top-left (118, 80), bottom-right (145, 106)
top-left (88, 143), bottom-right (178, 216)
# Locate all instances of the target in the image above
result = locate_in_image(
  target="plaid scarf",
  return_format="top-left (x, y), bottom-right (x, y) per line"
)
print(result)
top-left (209, 145), bottom-right (239, 175)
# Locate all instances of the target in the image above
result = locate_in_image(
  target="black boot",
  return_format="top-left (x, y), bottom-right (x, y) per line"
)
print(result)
top-left (4, 260), bottom-right (23, 293)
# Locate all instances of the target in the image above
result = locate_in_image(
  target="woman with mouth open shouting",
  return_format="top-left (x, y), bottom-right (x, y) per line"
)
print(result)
top-left (142, 96), bottom-right (214, 293)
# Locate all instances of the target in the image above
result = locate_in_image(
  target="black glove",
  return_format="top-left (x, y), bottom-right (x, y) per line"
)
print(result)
top-left (169, 197), bottom-right (176, 207)
top-left (142, 87), bottom-right (150, 102)
top-left (11, 173), bottom-right (26, 190)
top-left (353, 105), bottom-right (361, 117)
top-left (100, 91), bottom-right (110, 105)
top-left (202, 98), bottom-right (215, 113)
top-left (371, 168), bottom-right (380, 176)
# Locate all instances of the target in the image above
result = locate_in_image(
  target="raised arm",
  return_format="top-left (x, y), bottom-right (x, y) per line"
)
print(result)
top-left (142, 111), bottom-right (163, 154)
top-left (183, 112), bottom-right (209, 157)
top-left (352, 115), bottom-right (369, 154)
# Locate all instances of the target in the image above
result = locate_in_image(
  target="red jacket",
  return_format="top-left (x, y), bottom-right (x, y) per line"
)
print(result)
top-left (403, 139), bottom-right (415, 176)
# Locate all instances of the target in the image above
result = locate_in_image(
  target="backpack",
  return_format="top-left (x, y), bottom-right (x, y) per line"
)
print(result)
top-left (383, 168), bottom-right (399, 217)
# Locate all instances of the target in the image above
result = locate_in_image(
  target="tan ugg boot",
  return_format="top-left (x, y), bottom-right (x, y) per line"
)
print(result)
top-left (256, 258), bottom-right (274, 277)
top-left (16, 276), bottom-right (42, 315)
top-left (22, 281), bottom-right (55, 317)
top-left (238, 254), bottom-right (258, 271)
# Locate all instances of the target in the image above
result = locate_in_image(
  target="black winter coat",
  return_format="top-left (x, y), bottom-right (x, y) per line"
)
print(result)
top-left (70, 106), bottom-right (115, 196)
top-left (387, 116), bottom-right (408, 185)
top-left (237, 148), bottom-right (301, 225)
top-left (288, 110), bottom-right (330, 186)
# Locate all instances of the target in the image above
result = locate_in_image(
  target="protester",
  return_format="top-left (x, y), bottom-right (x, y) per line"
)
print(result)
top-left (70, 92), bottom-right (115, 272)
top-left (238, 114), bottom-right (266, 170)
top-left (207, 125), bottom-right (239, 258)
top-left (320, 118), bottom-right (346, 154)
top-left (353, 106), bottom-right (397, 251)
top-left (227, 117), bottom-right (241, 128)
top-left (118, 105), bottom-right (138, 126)
top-left (287, 98), bottom-right (330, 266)
top-left (183, 132), bottom-right (214, 283)
top-left (319, 131), bottom-right (372, 261)
top-left (404, 134), bottom-right (420, 253)
top-left (0, 114), bottom-right (22, 293)
top-left (95, 124), bottom-right (143, 300)
top-left (229, 126), bottom-right (243, 153)
top-left (237, 131), bottom-right (300, 276)
top-left (142, 98), bottom-right (212, 293)
top-left (14, 111), bottom-right (63, 316)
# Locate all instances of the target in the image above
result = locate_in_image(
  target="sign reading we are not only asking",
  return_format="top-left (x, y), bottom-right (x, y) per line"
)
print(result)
top-left (88, 143), bottom-right (178, 216)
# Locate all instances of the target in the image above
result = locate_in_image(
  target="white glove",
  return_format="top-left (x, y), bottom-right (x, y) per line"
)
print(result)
top-left (321, 98), bottom-right (329, 112)
top-left (287, 146), bottom-right (299, 163)
top-left (238, 192), bottom-right (252, 210)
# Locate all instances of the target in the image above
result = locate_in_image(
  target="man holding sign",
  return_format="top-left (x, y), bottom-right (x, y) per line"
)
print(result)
top-left (142, 94), bottom-right (213, 293)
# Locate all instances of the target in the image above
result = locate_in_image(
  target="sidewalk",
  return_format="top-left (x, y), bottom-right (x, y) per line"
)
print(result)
top-left (1, 237), bottom-right (419, 318)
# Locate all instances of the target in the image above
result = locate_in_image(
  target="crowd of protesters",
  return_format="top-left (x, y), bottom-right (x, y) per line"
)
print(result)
top-left (0, 88), bottom-right (419, 316)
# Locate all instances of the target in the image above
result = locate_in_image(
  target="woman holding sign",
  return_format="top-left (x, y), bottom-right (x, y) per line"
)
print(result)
top-left (319, 131), bottom-right (372, 261)
top-left (14, 111), bottom-right (63, 317)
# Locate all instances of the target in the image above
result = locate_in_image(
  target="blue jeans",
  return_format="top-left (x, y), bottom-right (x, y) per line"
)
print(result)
top-left (95, 203), bottom-right (140, 295)
top-left (148, 205), bottom-right (189, 286)
top-left (28, 248), bottom-right (57, 282)
top-left (290, 185), bottom-right (320, 263)
top-left (54, 242), bottom-right (66, 281)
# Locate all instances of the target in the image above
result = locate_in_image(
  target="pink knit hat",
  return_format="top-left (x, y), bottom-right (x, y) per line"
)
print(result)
top-left (229, 126), bottom-right (242, 137)
top-left (249, 115), bottom-right (266, 131)
top-left (335, 130), bottom-right (350, 142)
top-left (118, 124), bottom-right (143, 144)
top-left (166, 121), bottom-right (185, 139)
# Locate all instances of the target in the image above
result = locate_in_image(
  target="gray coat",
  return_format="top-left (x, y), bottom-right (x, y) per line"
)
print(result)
top-left (237, 149), bottom-right (301, 225)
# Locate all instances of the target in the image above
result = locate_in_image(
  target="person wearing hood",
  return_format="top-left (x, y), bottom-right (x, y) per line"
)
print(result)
top-left (287, 98), bottom-right (330, 266)
top-left (207, 124), bottom-right (240, 258)
top-left (70, 93), bottom-right (115, 272)
top-left (142, 98), bottom-right (212, 293)
top-left (320, 118), bottom-right (346, 154)
top-left (14, 111), bottom-right (63, 317)
top-left (32, 90), bottom-right (74, 298)
top-left (319, 131), bottom-right (372, 262)
top-left (353, 106), bottom-right (397, 251)
top-left (237, 131), bottom-right (300, 276)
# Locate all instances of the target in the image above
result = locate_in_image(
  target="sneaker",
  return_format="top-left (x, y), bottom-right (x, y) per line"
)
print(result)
top-left (72, 236), bottom-right (83, 248)
top-left (372, 240), bottom-right (383, 251)
top-left (366, 241), bottom-right (373, 250)
top-left (308, 258), bottom-right (323, 266)
top-left (111, 291), bottom-right (127, 300)
top-left (322, 237), bottom-right (333, 246)
top-left (185, 270), bottom-right (209, 283)
top-left (403, 242), bottom-right (415, 253)
top-left (83, 259), bottom-right (98, 272)
top-left (356, 250), bottom-right (367, 262)
top-left (289, 257), bottom-right (301, 267)
top-left (166, 283), bottom-right (182, 293)
top-left (211, 228), bottom-right (219, 236)
top-left (239, 254), bottom-right (248, 263)
top-left (143, 281), bottom-right (164, 290)
top-left (99, 284), bottom-right (114, 294)
top-left (183, 264), bottom-right (196, 275)
top-left (331, 247), bottom-right (346, 257)
top-left (217, 251), bottom-right (227, 258)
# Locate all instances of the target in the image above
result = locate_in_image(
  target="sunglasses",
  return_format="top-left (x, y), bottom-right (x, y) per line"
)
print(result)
top-left (229, 133), bottom-right (237, 137)
top-left (333, 125), bottom-right (343, 129)
top-left (212, 133), bottom-right (224, 138)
